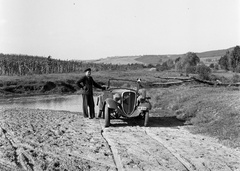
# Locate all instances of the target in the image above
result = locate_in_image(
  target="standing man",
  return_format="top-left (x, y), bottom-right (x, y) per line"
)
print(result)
top-left (77, 68), bottom-right (105, 119)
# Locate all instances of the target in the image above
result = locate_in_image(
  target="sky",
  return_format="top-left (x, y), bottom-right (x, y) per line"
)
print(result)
top-left (1, 0), bottom-right (240, 60)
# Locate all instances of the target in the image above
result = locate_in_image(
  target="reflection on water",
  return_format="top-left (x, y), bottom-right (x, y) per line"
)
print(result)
top-left (0, 95), bottom-right (98, 113)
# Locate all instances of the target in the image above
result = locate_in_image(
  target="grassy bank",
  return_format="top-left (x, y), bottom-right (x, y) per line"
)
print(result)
top-left (148, 85), bottom-right (240, 149)
top-left (0, 70), bottom-right (180, 97)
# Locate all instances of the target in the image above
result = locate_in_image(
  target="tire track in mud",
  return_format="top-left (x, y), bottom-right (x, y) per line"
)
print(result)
top-left (1, 108), bottom-right (240, 170)
top-left (145, 127), bottom-right (240, 171)
top-left (145, 128), bottom-right (197, 171)
top-left (0, 108), bottom-right (118, 171)
top-left (99, 118), bottom-right (240, 171)
top-left (99, 119), bottom-right (189, 171)
top-left (145, 129), bottom-right (193, 171)
top-left (99, 120), bottom-right (124, 171)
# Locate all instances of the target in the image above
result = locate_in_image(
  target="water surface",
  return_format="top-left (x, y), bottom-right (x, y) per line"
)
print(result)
top-left (0, 95), bottom-right (99, 113)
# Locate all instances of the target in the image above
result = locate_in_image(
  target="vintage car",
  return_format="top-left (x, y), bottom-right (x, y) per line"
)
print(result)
top-left (96, 78), bottom-right (152, 127)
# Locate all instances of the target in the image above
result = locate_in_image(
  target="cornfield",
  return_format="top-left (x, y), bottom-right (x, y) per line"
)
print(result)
top-left (0, 53), bottom-right (144, 76)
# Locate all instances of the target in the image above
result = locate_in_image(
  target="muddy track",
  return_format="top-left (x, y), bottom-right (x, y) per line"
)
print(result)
top-left (99, 118), bottom-right (240, 171)
top-left (0, 109), bottom-right (240, 171)
top-left (0, 109), bottom-right (117, 171)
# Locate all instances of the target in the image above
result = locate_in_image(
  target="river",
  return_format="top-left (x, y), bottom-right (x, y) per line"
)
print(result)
top-left (0, 94), bottom-right (99, 113)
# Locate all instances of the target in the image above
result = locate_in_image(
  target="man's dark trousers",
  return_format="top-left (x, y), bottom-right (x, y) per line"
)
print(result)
top-left (82, 94), bottom-right (95, 118)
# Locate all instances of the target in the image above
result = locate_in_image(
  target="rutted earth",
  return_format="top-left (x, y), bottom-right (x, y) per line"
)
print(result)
top-left (0, 108), bottom-right (240, 171)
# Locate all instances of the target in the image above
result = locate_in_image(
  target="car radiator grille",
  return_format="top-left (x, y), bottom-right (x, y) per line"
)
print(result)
top-left (122, 91), bottom-right (136, 115)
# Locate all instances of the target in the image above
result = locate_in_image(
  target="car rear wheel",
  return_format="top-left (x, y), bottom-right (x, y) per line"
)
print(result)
top-left (144, 111), bottom-right (149, 127)
top-left (104, 105), bottom-right (110, 127)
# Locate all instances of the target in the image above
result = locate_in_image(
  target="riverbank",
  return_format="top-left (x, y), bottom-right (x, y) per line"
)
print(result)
top-left (148, 85), bottom-right (240, 149)
top-left (0, 70), bottom-right (179, 98)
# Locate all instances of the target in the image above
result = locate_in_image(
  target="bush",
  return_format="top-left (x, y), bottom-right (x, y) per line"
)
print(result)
top-left (41, 81), bottom-right (56, 92)
top-left (185, 65), bottom-right (196, 74)
top-left (232, 74), bottom-right (240, 83)
top-left (235, 64), bottom-right (240, 73)
top-left (208, 74), bottom-right (230, 83)
top-left (209, 63), bottom-right (215, 68)
top-left (196, 64), bottom-right (211, 80)
top-left (214, 64), bottom-right (219, 70)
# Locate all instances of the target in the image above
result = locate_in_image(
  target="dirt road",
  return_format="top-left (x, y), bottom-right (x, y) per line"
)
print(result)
top-left (0, 108), bottom-right (240, 171)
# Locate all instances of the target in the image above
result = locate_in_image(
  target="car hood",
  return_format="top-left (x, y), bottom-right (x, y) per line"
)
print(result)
top-left (111, 88), bottom-right (136, 95)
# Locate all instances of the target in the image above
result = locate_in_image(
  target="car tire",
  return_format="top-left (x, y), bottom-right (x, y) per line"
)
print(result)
top-left (144, 111), bottom-right (149, 127)
top-left (102, 103), bottom-right (106, 119)
top-left (104, 105), bottom-right (110, 127)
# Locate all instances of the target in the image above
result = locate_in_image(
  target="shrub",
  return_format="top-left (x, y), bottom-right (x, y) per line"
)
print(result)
top-left (208, 74), bottom-right (229, 83)
top-left (185, 65), bottom-right (196, 74)
top-left (41, 81), bottom-right (56, 92)
top-left (235, 64), bottom-right (240, 73)
top-left (232, 74), bottom-right (240, 83)
top-left (196, 64), bottom-right (211, 80)
top-left (209, 63), bottom-right (215, 68)
top-left (214, 64), bottom-right (219, 70)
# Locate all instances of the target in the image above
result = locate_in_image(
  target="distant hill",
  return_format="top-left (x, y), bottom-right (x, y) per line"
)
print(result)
top-left (135, 55), bottom-right (169, 65)
top-left (93, 56), bottom-right (144, 65)
top-left (91, 47), bottom-right (236, 65)
top-left (196, 48), bottom-right (234, 58)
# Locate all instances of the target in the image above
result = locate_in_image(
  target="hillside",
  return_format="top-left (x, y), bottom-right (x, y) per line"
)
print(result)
top-left (92, 47), bottom-right (235, 65)
top-left (94, 56), bottom-right (143, 65)
top-left (196, 48), bottom-right (233, 58)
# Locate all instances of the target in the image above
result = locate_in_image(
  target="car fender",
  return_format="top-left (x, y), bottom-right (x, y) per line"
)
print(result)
top-left (96, 95), bottom-right (104, 109)
top-left (105, 98), bottom-right (118, 109)
top-left (97, 91), bottom-right (113, 110)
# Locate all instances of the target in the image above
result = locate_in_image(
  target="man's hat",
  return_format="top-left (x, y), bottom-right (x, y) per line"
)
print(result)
top-left (84, 68), bottom-right (91, 72)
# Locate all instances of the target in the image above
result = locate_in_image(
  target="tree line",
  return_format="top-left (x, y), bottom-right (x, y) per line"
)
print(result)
top-left (0, 54), bottom-right (145, 76)
top-left (155, 45), bottom-right (240, 79)
top-left (1, 45), bottom-right (239, 77)
top-left (218, 46), bottom-right (240, 72)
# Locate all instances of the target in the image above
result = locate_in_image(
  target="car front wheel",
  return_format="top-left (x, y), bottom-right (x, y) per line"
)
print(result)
top-left (104, 105), bottom-right (110, 127)
top-left (144, 111), bottom-right (149, 127)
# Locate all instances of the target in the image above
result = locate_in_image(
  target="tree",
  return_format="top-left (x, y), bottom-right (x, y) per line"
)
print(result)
top-left (185, 65), bottom-right (196, 75)
top-left (196, 64), bottom-right (211, 80)
top-left (214, 63), bottom-right (219, 70)
top-left (235, 64), bottom-right (240, 73)
top-left (175, 57), bottom-right (181, 63)
top-left (166, 59), bottom-right (174, 69)
top-left (175, 60), bottom-right (183, 73)
top-left (147, 64), bottom-right (154, 68)
top-left (158, 59), bottom-right (162, 64)
top-left (156, 63), bottom-right (168, 71)
top-left (209, 63), bottom-right (215, 69)
top-left (230, 46), bottom-right (240, 72)
top-left (175, 52), bottom-right (200, 75)
top-left (218, 46), bottom-right (240, 72)
top-left (219, 53), bottom-right (230, 71)
top-left (183, 52), bottom-right (200, 66)
top-left (161, 62), bottom-right (169, 70)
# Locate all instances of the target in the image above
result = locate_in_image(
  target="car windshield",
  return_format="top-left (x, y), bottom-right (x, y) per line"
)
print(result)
top-left (108, 79), bottom-right (138, 90)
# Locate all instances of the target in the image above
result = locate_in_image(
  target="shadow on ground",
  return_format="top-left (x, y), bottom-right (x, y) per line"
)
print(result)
top-left (148, 116), bottom-right (185, 127)
top-left (109, 116), bottom-right (185, 128)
